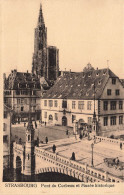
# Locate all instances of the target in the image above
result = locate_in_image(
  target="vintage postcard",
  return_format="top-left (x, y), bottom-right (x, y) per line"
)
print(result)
top-left (1, 0), bottom-right (124, 194)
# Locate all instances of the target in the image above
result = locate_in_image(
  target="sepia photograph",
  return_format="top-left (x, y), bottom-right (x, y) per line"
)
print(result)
top-left (1, 0), bottom-right (124, 194)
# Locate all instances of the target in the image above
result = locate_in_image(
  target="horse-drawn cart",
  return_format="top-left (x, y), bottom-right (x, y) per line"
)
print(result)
top-left (104, 157), bottom-right (124, 170)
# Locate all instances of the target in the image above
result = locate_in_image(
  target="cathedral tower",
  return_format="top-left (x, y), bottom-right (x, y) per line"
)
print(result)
top-left (32, 4), bottom-right (47, 78)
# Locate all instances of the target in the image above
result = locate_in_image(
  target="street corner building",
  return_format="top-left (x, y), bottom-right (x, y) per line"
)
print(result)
top-left (41, 64), bottom-right (124, 137)
top-left (4, 70), bottom-right (41, 123)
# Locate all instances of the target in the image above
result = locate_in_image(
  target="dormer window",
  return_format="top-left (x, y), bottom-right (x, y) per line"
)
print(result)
top-left (88, 74), bottom-right (91, 77)
top-left (96, 72), bottom-right (99, 76)
top-left (112, 78), bottom-right (116, 85)
top-left (98, 81), bottom-right (101, 85)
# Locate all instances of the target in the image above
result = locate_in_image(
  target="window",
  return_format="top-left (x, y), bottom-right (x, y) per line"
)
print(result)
top-left (21, 98), bottom-right (24, 104)
top-left (4, 98), bottom-right (8, 104)
top-left (55, 113), bottom-right (58, 121)
top-left (21, 106), bottom-right (24, 111)
top-left (33, 91), bottom-right (36, 95)
top-left (54, 100), bottom-right (58, 107)
top-left (119, 116), bottom-right (123, 125)
top-left (72, 101), bottom-right (76, 109)
top-left (112, 78), bottom-right (116, 85)
top-left (4, 112), bottom-right (7, 119)
top-left (104, 117), bottom-right (108, 126)
top-left (17, 99), bottom-right (20, 104)
top-left (3, 123), bottom-right (7, 131)
top-left (110, 116), bottom-right (116, 125)
top-left (62, 100), bottom-right (67, 108)
top-left (49, 100), bottom-right (53, 107)
top-left (16, 90), bottom-right (20, 95)
top-left (44, 100), bottom-right (47, 106)
top-left (44, 112), bottom-right (47, 118)
top-left (119, 101), bottom-right (123, 109)
top-left (88, 117), bottom-right (92, 124)
top-left (78, 101), bottom-right (84, 109)
top-left (87, 101), bottom-right (92, 110)
top-left (107, 89), bottom-right (111, 95)
top-left (115, 89), bottom-right (120, 96)
top-left (110, 101), bottom-right (116, 110)
top-left (103, 101), bottom-right (108, 110)
top-left (72, 115), bottom-right (76, 123)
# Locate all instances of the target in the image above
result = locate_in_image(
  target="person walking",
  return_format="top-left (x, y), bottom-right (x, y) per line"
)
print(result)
top-left (52, 144), bottom-right (56, 153)
top-left (120, 142), bottom-right (122, 150)
top-left (45, 136), bottom-right (48, 144)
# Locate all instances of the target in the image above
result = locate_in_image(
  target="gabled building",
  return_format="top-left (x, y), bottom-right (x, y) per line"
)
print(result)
top-left (4, 69), bottom-right (41, 123)
top-left (41, 64), bottom-right (124, 137)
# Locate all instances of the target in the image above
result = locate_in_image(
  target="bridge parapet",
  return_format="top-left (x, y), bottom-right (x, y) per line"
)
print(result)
top-left (35, 146), bottom-right (123, 182)
top-left (95, 136), bottom-right (124, 146)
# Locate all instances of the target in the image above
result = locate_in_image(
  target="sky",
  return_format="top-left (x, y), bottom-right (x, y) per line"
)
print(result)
top-left (1, 0), bottom-right (124, 78)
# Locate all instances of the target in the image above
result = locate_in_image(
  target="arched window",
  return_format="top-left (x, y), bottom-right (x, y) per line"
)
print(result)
top-left (28, 154), bottom-right (29, 160)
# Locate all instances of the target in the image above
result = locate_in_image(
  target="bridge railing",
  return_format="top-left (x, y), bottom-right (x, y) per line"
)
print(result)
top-left (95, 136), bottom-right (124, 146)
top-left (35, 146), bottom-right (123, 182)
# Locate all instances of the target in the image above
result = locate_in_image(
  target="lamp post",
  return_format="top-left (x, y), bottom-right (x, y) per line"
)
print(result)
top-left (91, 143), bottom-right (94, 167)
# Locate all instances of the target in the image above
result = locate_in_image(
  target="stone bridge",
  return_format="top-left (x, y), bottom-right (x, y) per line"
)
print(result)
top-left (13, 142), bottom-right (123, 182)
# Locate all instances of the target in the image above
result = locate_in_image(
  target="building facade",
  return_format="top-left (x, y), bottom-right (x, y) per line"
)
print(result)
top-left (32, 4), bottom-right (59, 84)
top-left (3, 105), bottom-right (11, 169)
top-left (41, 65), bottom-right (124, 136)
top-left (4, 70), bottom-right (41, 123)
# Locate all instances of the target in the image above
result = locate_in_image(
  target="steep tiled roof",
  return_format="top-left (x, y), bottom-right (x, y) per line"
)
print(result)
top-left (5, 70), bottom-right (41, 90)
top-left (43, 68), bottom-right (117, 100)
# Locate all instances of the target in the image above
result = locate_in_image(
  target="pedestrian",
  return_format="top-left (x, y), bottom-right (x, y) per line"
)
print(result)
top-left (71, 152), bottom-right (75, 160)
top-left (66, 129), bottom-right (68, 135)
top-left (52, 144), bottom-right (56, 153)
top-left (120, 142), bottom-right (122, 150)
top-left (45, 136), bottom-right (48, 144)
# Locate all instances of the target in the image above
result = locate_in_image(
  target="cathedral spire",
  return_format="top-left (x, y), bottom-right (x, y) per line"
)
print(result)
top-left (38, 3), bottom-right (44, 25)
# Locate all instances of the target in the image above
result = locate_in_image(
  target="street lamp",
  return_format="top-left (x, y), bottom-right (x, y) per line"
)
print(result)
top-left (91, 143), bottom-right (94, 167)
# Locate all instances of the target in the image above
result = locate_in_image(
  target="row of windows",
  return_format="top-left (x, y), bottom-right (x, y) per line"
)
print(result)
top-left (19, 106), bottom-right (36, 112)
top-left (16, 90), bottom-right (36, 95)
top-left (44, 112), bottom-right (93, 124)
top-left (103, 101), bottom-right (123, 110)
top-left (44, 112), bottom-right (58, 121)
top-left (44, 100), bottom-right (92, 110)
top-left (4, 91), bottom-right (11, 95)
top-left (44, 100), bottom-right (58, 107)
top-left (107, 89), bottom-right (120, 96)
top-left (104, 116), bottom-right (123, 126)
top-left (17, 98), bottom-right (36, 104)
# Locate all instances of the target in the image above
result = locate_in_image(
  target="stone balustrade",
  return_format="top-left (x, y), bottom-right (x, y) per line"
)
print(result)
top-left (35, 146), bottom-right (123, 183)
top-left (95, 136), bottom-right (124, 146)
